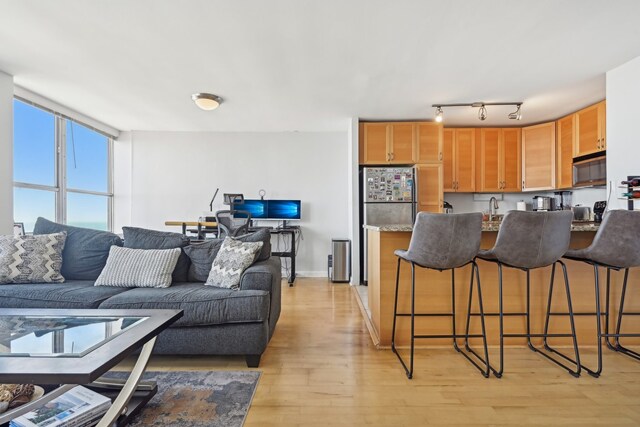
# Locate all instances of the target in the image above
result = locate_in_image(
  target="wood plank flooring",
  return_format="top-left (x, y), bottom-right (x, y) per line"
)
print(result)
top-left (126, 278), bottom-right (640, 426)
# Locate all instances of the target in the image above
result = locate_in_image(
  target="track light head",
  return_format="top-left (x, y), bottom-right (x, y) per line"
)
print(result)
top-left (508, 104), bottom-right (522, 120)
top-left (434, 106), bottom-right (443, 123)
top-left (478, 105), bottom-right (487, 121)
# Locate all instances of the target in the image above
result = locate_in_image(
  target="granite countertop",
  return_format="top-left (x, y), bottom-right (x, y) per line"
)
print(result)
top-left (364, 222), bottom-right (600, 232)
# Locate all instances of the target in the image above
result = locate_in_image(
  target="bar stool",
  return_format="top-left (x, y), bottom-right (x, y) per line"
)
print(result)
top-left (547, 210), bottom-right (640, 377)
top-left (475, 210), bottom-right (580, 378)
top-left (391, 212), bottom-right (490, 379)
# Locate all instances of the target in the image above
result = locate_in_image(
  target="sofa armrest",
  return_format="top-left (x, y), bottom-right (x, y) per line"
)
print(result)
top-left (240, 257), bottom-right (282, 338)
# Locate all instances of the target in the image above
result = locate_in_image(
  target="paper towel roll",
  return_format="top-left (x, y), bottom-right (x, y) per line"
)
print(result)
top-left (516, 201), bottom-right (527, 211)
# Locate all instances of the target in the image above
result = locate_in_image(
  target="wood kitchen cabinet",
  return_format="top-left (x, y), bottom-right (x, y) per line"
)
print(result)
top-left (442, 128), bottom-right (475, 192)
top-left (416, 164), bottom-right (443, 213)
top-left (477, 128), bottom-right (522, 192)
top-left (359, 122), bottom-right (416, 164)
top-left (556, 114), bottom-right (575, 189)
top-left (415, 122), bottom-right (443, 164)
top-left (575, 100), bottom-right (606, 157)
top-left (522, 122), bottom-right (556, 191)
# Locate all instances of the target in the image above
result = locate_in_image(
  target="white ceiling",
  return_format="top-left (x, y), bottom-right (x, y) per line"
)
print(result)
top-left (1, 0), bottom-right (639, 132)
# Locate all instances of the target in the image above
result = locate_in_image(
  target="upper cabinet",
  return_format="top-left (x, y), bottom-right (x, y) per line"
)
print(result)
top-left (477, 128), bottom-right (521, 192)
top-left (415, 123), bottom-right (443, 164)
top-left (522, 122), bottom-right (556, 191)
top-left (443, 128), bottom-right (475, 192)
top-left (556, 114), bottom-right (575, 189)
top-left (359, 122), bottom-right (416, 164)
top-left (575, 100), bottom-right (606, 157)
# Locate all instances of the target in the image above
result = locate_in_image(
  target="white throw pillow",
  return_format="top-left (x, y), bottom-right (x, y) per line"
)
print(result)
top-left (0, 232), bottom-right (67, 284)
top-left (95, 246), bottom-right (181, 288)
top-left (206, 237), bottom-right (263, 290)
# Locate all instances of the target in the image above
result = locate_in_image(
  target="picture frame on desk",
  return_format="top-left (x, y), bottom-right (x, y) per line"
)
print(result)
top-left (13, 222), bottom-right (25, 237)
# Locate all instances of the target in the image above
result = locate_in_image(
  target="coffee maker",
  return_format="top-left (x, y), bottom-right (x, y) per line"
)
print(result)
top-left (593, 201), bottom-right (606, 223)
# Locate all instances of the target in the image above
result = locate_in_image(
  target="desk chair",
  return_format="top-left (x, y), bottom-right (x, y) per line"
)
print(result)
top-left (216, 210), bottom-right (252, 238)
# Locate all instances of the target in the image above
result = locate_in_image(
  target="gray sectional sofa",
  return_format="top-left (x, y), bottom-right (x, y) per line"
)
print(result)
top-left (0, 218), bottom-right (281, 367)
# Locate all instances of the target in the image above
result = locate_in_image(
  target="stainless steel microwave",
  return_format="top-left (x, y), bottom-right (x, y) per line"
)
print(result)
top-left (573, 155), bottom-right (606, 187)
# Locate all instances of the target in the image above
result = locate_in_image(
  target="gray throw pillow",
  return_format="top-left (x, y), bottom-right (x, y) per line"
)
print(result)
top-left (184, 229), bottom-right (271, 282)
top-left (0, 232), bottom-right (67, 284)
top-left (205, 238), bottom-right (263, 290)
top-left (122, 227), bottom-right (190, 282)
top-left (33, 217), bottom-right (123, 280)
top-left (95, 246), bottom-right (181, 288)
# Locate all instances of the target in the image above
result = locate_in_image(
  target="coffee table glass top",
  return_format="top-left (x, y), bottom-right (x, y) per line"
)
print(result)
top-left (0, 315), bottom-right (148, 357)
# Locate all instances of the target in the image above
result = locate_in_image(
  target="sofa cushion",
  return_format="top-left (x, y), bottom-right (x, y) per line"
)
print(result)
top-left (33, 217), bottom-right (123, 280)
top-left (184, 229), bottom-right (271, 282)
top-left (95, 247), bottom-right (181, 288)
top-left (122, 227), bottom-right (190, 282)
top-left (0, 232), bottom-right (67, 284)
top-left (98, 282), bottom-right (270, 327)
top-left (0, 280), bottom-right (130, 309)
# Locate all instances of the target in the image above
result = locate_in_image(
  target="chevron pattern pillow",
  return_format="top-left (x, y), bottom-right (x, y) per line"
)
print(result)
top-left (95, 246), bottom-right (181, 288)
top-left (0, 232), bottom-right (67, 284)
top-left (206, 237), bottom-right (263, 290)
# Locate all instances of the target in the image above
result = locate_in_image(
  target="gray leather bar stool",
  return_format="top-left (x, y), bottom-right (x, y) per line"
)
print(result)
top-left (552, 210), bottom-right (640, 377)
top-left (475, 210), bottom-right (580, 378)
top-left (391, 212), bottom-right (490, 379)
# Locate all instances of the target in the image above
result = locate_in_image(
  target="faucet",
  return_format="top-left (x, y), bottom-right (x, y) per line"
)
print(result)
top-left (489, 197), bottom-right (499, 221)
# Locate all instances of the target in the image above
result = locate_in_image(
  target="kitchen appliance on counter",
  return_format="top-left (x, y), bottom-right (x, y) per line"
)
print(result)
top-left (360, 166), bottom-right (416, 282)
top-left (572, 205), bottom-right (591, 222)
top-left (593, 201), bottom-right (607, 223)
top-left (443, 201), bottom-right (453, 214)
top-left (532, 196), bottom-right (556, 211)
top-left (554, 191), bottom-right (573, 210)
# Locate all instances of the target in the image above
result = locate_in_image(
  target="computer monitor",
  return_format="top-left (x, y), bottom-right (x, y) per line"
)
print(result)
top-left (232, 199), bottom-right (268, 219)
top-left (267, 200), bottom-right (301, 220)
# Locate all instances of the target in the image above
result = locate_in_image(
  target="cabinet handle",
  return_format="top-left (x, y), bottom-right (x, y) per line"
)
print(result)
top-left (597, 138), bottom-right (601, 150)
top-left (522, 180), bottom-right (525, 189)
top-left (391, 153), bottom-right (395, 160)
top-left (439, 152), bottom-right (443, 161)
top-left (601, 137), bottom-right (605, 149)
top-left (387, 153), bottom-right (390, 161)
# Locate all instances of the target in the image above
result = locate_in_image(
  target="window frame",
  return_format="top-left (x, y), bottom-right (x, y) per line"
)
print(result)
top-left (12, 97), bottom-right (114, 231)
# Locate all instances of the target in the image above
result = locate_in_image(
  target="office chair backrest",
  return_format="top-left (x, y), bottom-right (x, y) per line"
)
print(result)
top-left (215, 210), bottom-right (252, 238)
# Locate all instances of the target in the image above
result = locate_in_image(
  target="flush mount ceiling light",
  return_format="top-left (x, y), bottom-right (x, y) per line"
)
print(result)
top-left (192, 93), bottom-right (223, 110)
top-left (432, 102), bottom-right (523, 122)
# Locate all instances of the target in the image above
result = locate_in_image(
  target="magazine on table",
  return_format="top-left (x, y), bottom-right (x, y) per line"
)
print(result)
top-left (10, 386), bottom-right (111, 427)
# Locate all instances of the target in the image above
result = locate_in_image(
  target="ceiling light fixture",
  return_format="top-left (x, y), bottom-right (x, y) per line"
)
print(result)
top-left (508, 104), bottom-right (522, 120)
top-left (434, 106), bottom-right (443, 122)
top-left (432, 102), bottom-right (523, 122)
top-left (192, 93), bottom-right (223, 110)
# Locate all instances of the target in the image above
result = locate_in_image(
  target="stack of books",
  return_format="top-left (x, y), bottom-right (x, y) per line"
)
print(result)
top-left (10, 386), bottom-right (110, 427)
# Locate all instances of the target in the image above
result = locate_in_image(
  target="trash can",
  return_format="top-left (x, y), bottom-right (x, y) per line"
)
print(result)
top-left (329, 238), bottom-right (351, 283)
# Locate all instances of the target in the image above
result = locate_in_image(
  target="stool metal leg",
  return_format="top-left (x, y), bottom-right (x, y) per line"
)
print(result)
top-left (391, 257), bottom-right (402, 353)
top-left (460, 261), bottom-right (491, 377)
top-left (492, 263), bottom-right (505, 378)
top-left (604, 268), bottom-right (616, 351)
top-left (610, 268), bottom-right (640, 360)
top-left (409, 262), bottom-right (416, 378)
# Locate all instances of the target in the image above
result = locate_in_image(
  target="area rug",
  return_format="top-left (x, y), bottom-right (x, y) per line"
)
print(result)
top-left (105, 370), bottom-right (260, 427)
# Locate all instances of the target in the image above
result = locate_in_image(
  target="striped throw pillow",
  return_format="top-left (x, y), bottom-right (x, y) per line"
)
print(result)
top-left (0, 232), bottom-right (67, 284)
top-left (95, 246), bottom-right (181, 288)
top-left (206, 237), bottom-right (263, 290)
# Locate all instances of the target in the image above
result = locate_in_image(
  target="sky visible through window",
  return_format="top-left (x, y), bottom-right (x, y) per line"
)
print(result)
top-left (13, 99), bottom-right (110, 231)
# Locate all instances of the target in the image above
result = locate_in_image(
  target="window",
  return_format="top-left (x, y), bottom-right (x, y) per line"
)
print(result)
top-left (13, 98), bottom-right (113, 232)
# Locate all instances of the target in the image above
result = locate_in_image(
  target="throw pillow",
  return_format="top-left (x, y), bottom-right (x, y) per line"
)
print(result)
top-left (33, 217), bottom-right (123, 280)
top-left (184, 229), bottom-right (271, 282)
top-left (122, 227), bottom-right (190, 282)
top-left (95, 246), bottom-right (181, 288)
top-left (206, 238), bottom-right (263, 290)
top-left (0, 232), bottom-right (67, 284)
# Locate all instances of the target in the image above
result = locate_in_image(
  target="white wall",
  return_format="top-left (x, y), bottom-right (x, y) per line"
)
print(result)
top-left (113, 131), bottom-right (133, 231)
top-left (606, 55), bottom-right (640, 210)
top-left (115, 131), bottom-right (349, 276)
top-left (347, 118), bottom-right (360, 285)
top-left (0, 71), bottom-right (13, 234)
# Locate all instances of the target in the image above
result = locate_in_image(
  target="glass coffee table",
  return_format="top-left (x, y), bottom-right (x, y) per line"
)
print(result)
top-left (0, 308), bottom-right (183, 427)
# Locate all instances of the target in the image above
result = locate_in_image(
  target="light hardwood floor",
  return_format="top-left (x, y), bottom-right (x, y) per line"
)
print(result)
top-left (128, 278), bottom-right (640, 426)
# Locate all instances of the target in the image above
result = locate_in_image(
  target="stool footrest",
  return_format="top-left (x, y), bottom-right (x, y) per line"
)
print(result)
top-left (503, 333), bottom-right (574, 338)
top-left (394, 313), bottom-right (454, 317)
top-left (547, 312), bottom-right (608, 316)
top-left (413, 334), bottom-right (485, 339)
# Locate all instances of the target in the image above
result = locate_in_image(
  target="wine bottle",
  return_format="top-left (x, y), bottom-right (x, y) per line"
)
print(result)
top-left (621, 191), bottom-right (640, 198)
top-left (621, 178), bottom-right (640, 187)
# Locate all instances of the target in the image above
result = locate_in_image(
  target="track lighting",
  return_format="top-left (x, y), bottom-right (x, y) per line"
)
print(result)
top-left (432, 102), bottom-right (523, 122)
top-left (508, 104), bottom-right (522, 120)
top-left (434, 106), bottom-right (443, 122)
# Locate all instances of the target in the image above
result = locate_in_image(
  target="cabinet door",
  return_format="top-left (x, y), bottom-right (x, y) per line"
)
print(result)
top-left (389, 123), bottom-right (415, 164)
top-left (522, 122), bottom-right (556, 191)
top-left (455, 129), bottom-right (475, 192)
top-left (416, 164), bottom-right (443, 213)
top-left (576, 103), bottom-right (601, 157)
top-left (416, 123), bottom-right (443, 164)
top-left (362, 123), bottom-right (389, 164)
top-left (479, 128), bottom-right (501, 192)
top-left (442, 129), bottom-right (455, 192)
top-left (598, 100), bottom-right (606, 150)
top-left (501, 128), bottom-right (521, 192)
top-left (556, 115), bottom-right (575, 189)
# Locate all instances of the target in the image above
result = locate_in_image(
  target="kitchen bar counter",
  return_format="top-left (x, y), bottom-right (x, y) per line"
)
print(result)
top-left (363, 224), bottom-right (639, 349)
top-left (364, 221), bottom-right (601, 232)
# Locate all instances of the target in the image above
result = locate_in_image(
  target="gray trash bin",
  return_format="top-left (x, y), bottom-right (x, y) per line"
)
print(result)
top-left (329, 238), bottom-right (351, 283)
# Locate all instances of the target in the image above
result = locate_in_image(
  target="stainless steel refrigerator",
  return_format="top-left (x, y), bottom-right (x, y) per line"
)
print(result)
top-left (361, 166), bottom-right (416, 282)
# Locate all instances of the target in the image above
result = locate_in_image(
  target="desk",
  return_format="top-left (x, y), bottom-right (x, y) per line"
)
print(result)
top-left (165, 221), bottom-right (218, 239)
